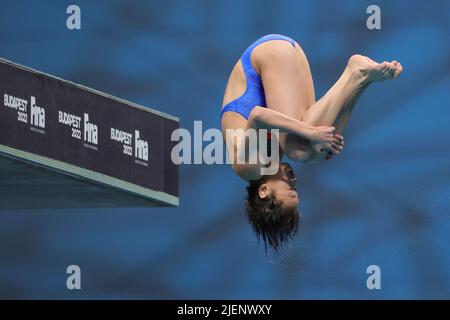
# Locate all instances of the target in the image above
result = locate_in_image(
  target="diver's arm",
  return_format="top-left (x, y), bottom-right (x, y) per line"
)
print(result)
top-left (284, 132), bottom-right (345, 163)
top-left (247, 106), bottom-right (335, 145)
top-left (229, 133), bottom-right (265, 181)
top-left (247, 106), bottom-right (312, 137)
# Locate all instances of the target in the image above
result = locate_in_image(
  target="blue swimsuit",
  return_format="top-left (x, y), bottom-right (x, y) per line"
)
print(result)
top-left (221, 34), bottom-right (296, 120)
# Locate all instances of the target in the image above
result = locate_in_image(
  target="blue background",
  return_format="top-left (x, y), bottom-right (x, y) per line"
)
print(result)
top-left (0, 0), bottom-right (449, 299)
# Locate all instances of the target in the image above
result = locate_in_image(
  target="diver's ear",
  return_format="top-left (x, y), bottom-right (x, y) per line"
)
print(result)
top-left (258, 183), bottom-right (270, 199)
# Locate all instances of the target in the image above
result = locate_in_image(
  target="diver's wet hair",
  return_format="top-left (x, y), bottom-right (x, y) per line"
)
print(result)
top-left (245, 179), bottom-right (299, 252)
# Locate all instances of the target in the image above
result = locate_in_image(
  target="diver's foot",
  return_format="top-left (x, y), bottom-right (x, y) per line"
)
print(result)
top-left (347, 54), bottom-right (404, 85)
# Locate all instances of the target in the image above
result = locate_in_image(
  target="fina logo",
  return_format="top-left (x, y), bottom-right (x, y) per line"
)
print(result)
top-left (30, 96), bottom-right (45, 128)
top-left (134, 130), bottom-right (148, 161)
top-left (84, 113), bottom-right (98, 145)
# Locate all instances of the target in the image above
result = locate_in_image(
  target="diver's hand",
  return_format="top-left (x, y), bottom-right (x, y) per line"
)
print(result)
top-left (326, 134), bottom-right (344, 160)
top-left (306, 125), bottom-right (335, 154)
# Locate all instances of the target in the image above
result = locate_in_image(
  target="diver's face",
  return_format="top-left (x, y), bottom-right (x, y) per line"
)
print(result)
top-left (259, 163), bottom-right (299, 208)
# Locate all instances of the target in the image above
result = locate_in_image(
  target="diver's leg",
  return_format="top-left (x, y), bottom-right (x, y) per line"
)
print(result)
top-left (302, 54), bottom-right (403, 159)
top-left (304, 54), bottom-right (403, 131)
top-left (252, 40), bottom-right (316, 161)
top-left (255, 42), bottom-right (403, 162)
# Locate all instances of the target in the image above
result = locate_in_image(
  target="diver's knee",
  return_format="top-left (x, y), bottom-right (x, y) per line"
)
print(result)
top-left (304, 150), bottom-right (328, 163)
top-left (285, 148), bottom-right (312, 163)
top-left (284, 135), bottom-right (313, 163)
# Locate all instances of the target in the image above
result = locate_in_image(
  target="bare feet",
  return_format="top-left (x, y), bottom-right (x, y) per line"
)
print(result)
top-left (347, 54), bottom-right (404, 85)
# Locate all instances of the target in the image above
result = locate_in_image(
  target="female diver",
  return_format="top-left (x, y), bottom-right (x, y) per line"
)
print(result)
top-left (221, 34), bottom-right (403, 251)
